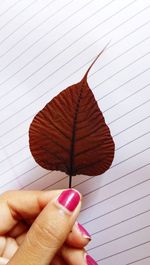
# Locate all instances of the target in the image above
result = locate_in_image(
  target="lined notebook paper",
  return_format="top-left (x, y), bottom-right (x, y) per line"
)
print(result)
top-left (0, 0), bottom-right (150, 264)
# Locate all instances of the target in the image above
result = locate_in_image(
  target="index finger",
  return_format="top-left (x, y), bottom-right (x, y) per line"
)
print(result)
top-left (0, 190), bottom-right (62, 235)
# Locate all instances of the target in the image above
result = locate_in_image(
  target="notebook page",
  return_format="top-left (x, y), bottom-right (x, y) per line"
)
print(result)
top-left (0, 0), bottom-right (150, 264)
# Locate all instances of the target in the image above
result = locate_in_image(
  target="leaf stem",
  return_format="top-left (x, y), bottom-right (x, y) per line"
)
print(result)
top-left (69, 174), bottom-right (72, 188)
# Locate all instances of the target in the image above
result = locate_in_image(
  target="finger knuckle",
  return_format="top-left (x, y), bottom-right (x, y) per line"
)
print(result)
top-left (30, 221), bottom-right (64, 249)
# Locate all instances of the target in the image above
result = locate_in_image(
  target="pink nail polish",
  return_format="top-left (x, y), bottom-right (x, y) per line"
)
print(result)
top-left (76, 222), bottom-right (91, 240)
top-left (85, 254), bottom-right (98, 265)
top-left (57, 189), bottom-right (80, 212)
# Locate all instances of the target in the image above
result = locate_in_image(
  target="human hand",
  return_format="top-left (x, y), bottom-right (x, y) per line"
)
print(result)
top-left (0, 189), bottom-right (97, 265)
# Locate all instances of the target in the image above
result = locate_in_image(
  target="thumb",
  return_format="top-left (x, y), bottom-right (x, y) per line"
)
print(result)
top-left (8, 189), bottom-right (82, 265)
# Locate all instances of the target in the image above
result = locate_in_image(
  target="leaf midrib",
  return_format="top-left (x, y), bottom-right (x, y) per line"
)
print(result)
top-left (69, 83), bottom-right (84, 177)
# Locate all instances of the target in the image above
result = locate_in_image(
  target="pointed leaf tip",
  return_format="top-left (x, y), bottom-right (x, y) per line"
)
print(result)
top-left (83, 42), bottom-right (111, 81)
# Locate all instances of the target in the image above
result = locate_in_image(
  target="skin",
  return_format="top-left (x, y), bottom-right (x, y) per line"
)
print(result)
top-left (0, 190), bottom-right (90, 265)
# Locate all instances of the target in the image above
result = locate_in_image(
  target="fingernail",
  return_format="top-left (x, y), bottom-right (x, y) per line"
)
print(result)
top-left (85, 254), bottom-right (98, 265)
top-left (57, 189), bottom-right (81, 212)
top-left (76, 222), bottom-right (91, 240)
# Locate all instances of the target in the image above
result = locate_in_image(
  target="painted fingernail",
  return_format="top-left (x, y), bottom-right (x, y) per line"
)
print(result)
top-left (57, 189), bottom-right (81, 212)
top-left (85, 254), bottom-right (98, 265)
top-left (76, 222), bottom-right (91, 240)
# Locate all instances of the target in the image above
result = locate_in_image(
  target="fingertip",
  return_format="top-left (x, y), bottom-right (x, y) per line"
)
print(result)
top-left (76, 222), bottom-right (91, 240)
top-left (66, 222), bottom-right (91, 248)
top-left (53, 189), bottom-right (82, 215)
